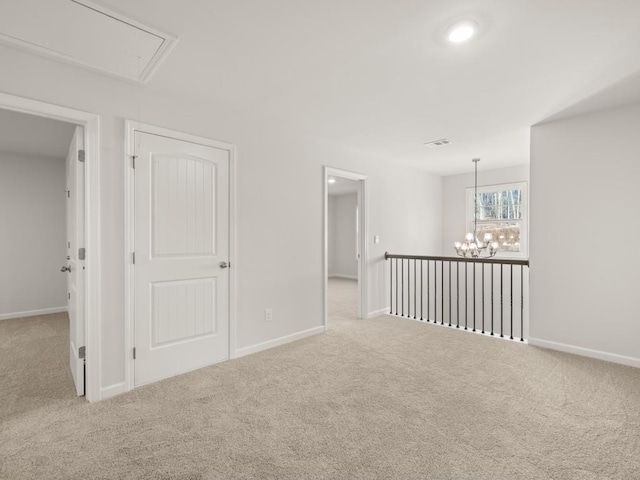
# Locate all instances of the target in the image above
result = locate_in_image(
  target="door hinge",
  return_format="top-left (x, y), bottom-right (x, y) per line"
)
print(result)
top-left (68, 292), bottom-right (71, 300)
top-left (133, 347), bottom-right (136, 360)
top-left (79, 346), bottom-right (86, 359)
top-left (78, 149), bottom-right (85, 162)
top-left (132, 155), bottom-right (138, 169)
top-left (67, 190), bottom-right (70, 198)
top-left (78, 247), bottom-right (86, 260)
top-left (132, 252), bottom-right (136, 264)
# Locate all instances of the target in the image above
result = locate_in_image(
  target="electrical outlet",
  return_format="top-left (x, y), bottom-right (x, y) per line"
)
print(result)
top-left (264, 308), bottom-right (273, 322)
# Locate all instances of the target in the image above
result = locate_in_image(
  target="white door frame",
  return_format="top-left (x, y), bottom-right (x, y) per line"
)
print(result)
top-left (0, 92), bottom-right (102, 402)
top-left (123, 120), bottom-right (237, 393)
top-left (324, 166), bottom-right (368, 328)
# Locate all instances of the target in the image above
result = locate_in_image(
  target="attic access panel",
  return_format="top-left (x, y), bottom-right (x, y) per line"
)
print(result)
top-left (0, 0), bottom-right (177, 83)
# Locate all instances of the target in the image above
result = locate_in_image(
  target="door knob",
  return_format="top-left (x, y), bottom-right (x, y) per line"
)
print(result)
top-left (219, 261), bottom-right (229, 269)
top-left (61, 266), bottom-right (71, 273)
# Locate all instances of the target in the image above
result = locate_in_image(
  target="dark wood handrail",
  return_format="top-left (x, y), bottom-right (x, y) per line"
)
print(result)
top-left (384, 252), bottom-right (529, 266)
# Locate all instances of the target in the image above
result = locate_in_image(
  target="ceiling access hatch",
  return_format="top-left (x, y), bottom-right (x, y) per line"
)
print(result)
top-left (0, 0), bottom-right (177, 83)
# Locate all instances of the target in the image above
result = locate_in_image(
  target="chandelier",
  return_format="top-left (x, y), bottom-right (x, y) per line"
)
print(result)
top-left (454, 158), bottom-right (500, 258)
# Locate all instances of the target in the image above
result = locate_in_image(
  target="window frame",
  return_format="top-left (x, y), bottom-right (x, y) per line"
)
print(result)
top-left (465, 181), bottom-right (528, 259)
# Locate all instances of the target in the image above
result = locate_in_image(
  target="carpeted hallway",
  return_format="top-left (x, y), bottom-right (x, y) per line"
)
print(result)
top-left (1, 279), bottom-right (640, 479)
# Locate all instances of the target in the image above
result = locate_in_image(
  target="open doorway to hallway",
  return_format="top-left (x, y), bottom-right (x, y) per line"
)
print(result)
top-left (324, 167), bottom-right (367, 330)
top-left (327, 178), bottom-right (359, 321)
top-left (0, 108), bottom-right (85, 418)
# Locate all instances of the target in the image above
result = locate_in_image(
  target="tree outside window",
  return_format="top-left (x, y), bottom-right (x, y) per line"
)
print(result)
top-left (466, 182), bottom-right (527, 257)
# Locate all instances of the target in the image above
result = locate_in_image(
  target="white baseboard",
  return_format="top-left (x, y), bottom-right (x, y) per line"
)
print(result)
top-left (328, 274), bottom-right (358, 280)
top-left (0, 306), bottom-right (68, 321)
top-left (367, 307), bottom-right (390, 319)
top-left (528, 337), bottom-right (640, 369)
top-left (236, 326), bottom-right (325, 358)
top-left (389, 312), bottom-right (528, 345)
top-left (100, 382), bottom-right (126, 401)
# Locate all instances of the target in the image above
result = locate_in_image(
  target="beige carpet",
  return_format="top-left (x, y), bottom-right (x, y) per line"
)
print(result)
top-left (0, 313), bottom-right (80, 422)
top-left (1, 279), bottom-right (639, 479)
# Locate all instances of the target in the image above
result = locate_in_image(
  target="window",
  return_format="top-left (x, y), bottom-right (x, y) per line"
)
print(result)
top-left (466, 182), bottom-right (528, 257)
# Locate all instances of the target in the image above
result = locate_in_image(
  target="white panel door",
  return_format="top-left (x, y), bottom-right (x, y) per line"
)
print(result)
top-left (134, 132), bottom-right (230, 386)
top-left (65, 126), bottom-right (85, 396)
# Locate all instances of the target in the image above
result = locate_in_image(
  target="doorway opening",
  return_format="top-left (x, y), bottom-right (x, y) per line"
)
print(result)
top-left (323, 167), bottom-right (367, 330)
top-left (0, 92), bottom-right (101, 402)
top-left (0, 108), bottom-right (87, 411)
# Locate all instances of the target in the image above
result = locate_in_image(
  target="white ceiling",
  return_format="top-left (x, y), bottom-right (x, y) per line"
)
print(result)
top-left (6, 0), bottom-right (640, 175)
top-left (0, 109), bottom-right (76, 159)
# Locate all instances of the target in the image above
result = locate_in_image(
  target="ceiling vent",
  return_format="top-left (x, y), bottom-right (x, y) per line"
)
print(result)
top-left (424, 138), bottom-right (451, 148)
top-left (0, 0), bottom-right (178, 83)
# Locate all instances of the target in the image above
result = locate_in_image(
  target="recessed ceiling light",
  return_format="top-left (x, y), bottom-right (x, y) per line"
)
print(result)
top-left (328, 178), bottom-right (336, 184)
top-left (447, 21), bottom-right (477, 44)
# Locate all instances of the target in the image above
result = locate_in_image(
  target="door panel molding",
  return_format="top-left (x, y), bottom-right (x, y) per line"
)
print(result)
top-left (124, 120), bottom-right (237, 393)
top-left (0, 92), bottom-right (101, 402)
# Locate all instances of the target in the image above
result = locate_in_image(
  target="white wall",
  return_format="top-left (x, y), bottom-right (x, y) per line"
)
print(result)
top-left (442, 165), bottom-right (529, 256)
top-left (0, 150), bottom-right (66, 318)
top-left (530, 103), bottom-right (640, 366)
top-left (0, 45), bottom-right (443, 395)
top-left (328, 193), bottom-right (357, 278)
